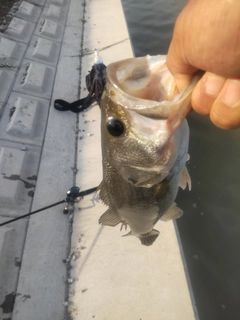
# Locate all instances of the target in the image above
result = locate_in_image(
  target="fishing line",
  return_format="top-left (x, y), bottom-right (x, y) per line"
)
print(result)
top-left (0, 186), bottom-right (98, 227)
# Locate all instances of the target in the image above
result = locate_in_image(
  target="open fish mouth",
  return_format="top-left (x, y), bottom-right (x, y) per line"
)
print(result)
top-left (107, 55), bottom-right (201, 135)
top-left (122, 164), bottom-right (169, 188)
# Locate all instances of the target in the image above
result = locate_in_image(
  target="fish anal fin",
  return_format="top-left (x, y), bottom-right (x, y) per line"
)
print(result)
top-left (139, 229), bottom-right (160, 246)
top-left (160, 202), bottom-right (183, 222)
top-left (179, 166), bottom-right (191, 191)
top-left (98, 180), bottom-right (111, 206)
top-left (99, 208), bottom-right (122, 226)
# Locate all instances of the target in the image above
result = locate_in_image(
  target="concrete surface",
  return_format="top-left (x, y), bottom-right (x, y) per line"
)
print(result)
top-left (0, 0), bottom-right (198, 319)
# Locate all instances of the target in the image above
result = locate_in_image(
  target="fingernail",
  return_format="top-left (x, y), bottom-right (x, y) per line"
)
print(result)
top-left (222, 79), bottom-right (240, 107)
top-left (204, 73), bottom-right (225, 96)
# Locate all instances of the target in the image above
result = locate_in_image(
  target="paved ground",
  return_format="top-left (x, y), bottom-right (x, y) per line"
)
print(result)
top-left (0, 1), bottom-right (78, 319)
top-left (0, 0), bottom-right (198, 319)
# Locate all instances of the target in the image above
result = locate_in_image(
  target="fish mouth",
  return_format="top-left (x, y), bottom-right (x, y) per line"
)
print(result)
top-left (123, 164), bottom-right (169, 188)
top-left (107, 55), bottom-right (201, 134)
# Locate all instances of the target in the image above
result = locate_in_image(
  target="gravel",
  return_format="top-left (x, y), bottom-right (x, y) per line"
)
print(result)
top-left (0, 0), bottom-right (22, 32)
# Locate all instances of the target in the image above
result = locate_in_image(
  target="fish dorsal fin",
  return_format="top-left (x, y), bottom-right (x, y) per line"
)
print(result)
top-left (99, 209), bottom-right (122, 226)
top-left (139, 229), bottom-right (160, 246)
top-left (98, 180), bottom-right (111, 206)
top-left (160, 202), bottom-right (183, 222)
top-left (179, 166), bottom-right (191, 191)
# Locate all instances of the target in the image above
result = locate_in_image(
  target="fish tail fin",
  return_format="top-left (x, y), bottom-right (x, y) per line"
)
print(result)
top-left (139, 229), bottom-right (160, 246)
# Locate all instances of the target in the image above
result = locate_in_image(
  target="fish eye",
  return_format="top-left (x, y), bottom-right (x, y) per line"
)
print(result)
top-left (106, 117), bottom-right (125, 137)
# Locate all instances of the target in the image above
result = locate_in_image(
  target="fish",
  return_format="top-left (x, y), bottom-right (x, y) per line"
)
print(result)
top-left (98, 55), bottom-right (199, 246)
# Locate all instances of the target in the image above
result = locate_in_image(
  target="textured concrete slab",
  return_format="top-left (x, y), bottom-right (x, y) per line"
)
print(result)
top-left (13, 60), bottom-right (56, 99)
top-left (0, 69), bottom-right (15, 103)
top-left (0, 146), bottom-right (26, 206)
top-left (0, 218), bottom-right (27, 320)
top-left (15, 1), bottom-right (42, 23)
top-left (0, 142), bottom-right (41, 217)
top-left (27, 0), bottom-right (47, 6)
top-left (0, 93), bottom-right (49, 146)
top-left (25, 36), bottom-right (61, 66)
top-left (65, 0), bottom-right (83, 28)
top-left (48, 0), bottom-right (68, 6)
top-left (3, 17), bottom-right (35, 43)
top-left (35, 18), bottom-right (65, 42)
top-left (0, 37), bottom-right (26, 69)
top-left (11, 0), bottom-right (81, 319)
top-left (42, 3), bottom-right (68, 24)
top-left (0, 102), bottom-right (4, 118)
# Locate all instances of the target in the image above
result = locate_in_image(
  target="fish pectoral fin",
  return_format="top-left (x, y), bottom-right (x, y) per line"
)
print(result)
top-left (98, 180), bottom-right (111, 206)
top-left (139, 229), bottom-right (160, 246)
top-left (179, 166), bottom-right (191, 191)
top-left (99, 209), bottom-right (122, 226)
top-left (120, 221), bottom-right (128, 231)
top-left (160, 202), bottom-right (183, 222)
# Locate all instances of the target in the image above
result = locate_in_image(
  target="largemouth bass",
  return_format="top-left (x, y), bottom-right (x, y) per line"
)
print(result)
top-left (98, 55), bottom-right (199, 246)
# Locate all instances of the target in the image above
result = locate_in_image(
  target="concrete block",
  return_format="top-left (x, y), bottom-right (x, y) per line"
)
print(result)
top-left (48, 0), bottom-right (68, 6)
top-left (65, 0), bottom-right (83, 29)
top-left (27, 0), bottom-right (47, 5)
top-left (0, 93), bottom-right (49, 146)
top-left (25, 36), bottom-right (61, 66)
top-left (0, 142), bottom-right (41, 217)
top-left (15, 1), bottom-right (42, 23)
top-left (13, 60), bottom-right (56, 99)
top-left (35, 19), bottom-right (64, 42)
top-left (0, 146), bottom-right (26, 206)
top-left (0, 37), bottom-right (27, 68)
top-left (0, 70), bottom-right (15, 103)
top-left (3, 17), bottom-right (35, 44)
top-left (0, 102), bottom-right (4, 117)
top-left (42, 4), bottom-right (68, 24)
top-left (0, 218), bottom-right (27, 320)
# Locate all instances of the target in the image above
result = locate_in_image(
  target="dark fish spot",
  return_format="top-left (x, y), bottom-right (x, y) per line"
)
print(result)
top-left (0, 292), bottom-right (15, 313)
top-left (27, 175), bottom-right (37, 181)
top-left (28, 190), bottom-right (34, 197)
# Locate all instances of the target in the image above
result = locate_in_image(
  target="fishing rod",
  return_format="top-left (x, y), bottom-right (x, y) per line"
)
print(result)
top-left (0, 186), bottom-right (98, 227)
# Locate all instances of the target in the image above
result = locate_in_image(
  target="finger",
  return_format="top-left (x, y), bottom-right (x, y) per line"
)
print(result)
top-left (191, 72), bottom-right (226, 115)
top-left (210, 79), bottom-right (240, 129)
top-left (167, 43), bottom-right (197, 92)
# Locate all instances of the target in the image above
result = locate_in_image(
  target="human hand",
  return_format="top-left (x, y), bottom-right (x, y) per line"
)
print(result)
top-left (167, 0), bottom-right (240, 129)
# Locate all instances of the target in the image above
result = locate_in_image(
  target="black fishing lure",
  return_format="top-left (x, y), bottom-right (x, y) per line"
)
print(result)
top-left (54, 51), bottom-right (106, 113)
